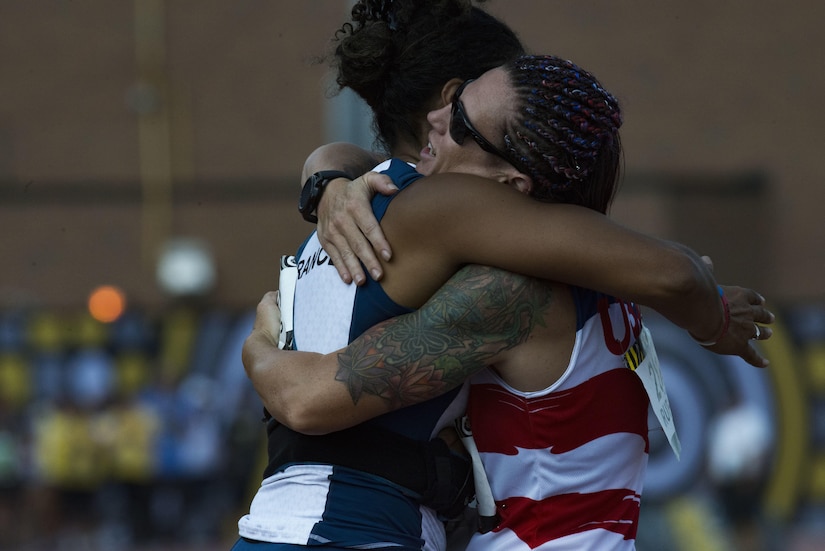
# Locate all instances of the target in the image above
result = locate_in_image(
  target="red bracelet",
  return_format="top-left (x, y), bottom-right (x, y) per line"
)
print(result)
top-left (690, 285), bottom-right (731, 346)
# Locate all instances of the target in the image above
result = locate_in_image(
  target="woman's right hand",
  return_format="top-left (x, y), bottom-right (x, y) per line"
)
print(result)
top-left (316, 172), bottom-right (398, 285)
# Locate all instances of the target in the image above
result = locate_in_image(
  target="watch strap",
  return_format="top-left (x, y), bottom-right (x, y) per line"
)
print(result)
top-left (299, 170), bottom-right (352, 223)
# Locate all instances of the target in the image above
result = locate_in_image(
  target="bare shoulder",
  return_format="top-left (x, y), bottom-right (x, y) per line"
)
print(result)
top-left (404, 172), bottom-right (522, 196)
top-left (391, 172), bottom-right (534, 218)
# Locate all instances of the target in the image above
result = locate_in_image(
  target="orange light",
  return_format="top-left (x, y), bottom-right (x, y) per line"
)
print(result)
top-left (88, 285), bottom-right (126, 323)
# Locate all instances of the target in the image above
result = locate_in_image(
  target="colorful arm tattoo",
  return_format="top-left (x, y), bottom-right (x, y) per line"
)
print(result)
top-left (335, 264), bottom-right (554, 408)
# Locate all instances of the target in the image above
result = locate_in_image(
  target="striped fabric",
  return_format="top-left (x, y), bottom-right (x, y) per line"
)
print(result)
top-left (465, 291), bottom-right (651, 550)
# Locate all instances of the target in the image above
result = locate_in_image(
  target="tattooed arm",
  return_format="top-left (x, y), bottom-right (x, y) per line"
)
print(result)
top-left (243, 264), bottom-right (554, 435)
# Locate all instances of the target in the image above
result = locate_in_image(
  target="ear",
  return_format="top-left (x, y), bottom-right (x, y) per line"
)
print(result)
top-left (507, 172), bottom-right (533, 196)
top-left (490, 164), bottom-right (532, 194)
top-left (439, 78), bottom-right (464, 108)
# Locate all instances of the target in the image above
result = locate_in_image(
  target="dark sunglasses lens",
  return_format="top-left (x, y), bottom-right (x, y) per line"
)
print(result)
top-left (450, 102), bottom-right (467, 145)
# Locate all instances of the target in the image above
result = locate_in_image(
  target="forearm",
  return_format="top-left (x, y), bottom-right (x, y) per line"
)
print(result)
top-left (242, 330), bottom-right (372, 435)
top-left (555, 220), bottom-right (722, 338)
top-left (410, 182), bottom-right (727, 341)
top-left (245, 265), bottom-right (548, 434)
top-left (242, 330), bottom-right (309, 425)
top-left (336, 265), bottom-right (545, 403)
top-left (561, 225), bottom-right (722, 341)
top-left (541, 228), bottom-right (724, 341)
top-left (639, 241), bottom-right (724, 341)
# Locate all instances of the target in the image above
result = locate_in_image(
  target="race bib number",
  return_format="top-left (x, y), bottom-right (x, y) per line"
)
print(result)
top-left (625, 326), bottom-right (681, 459)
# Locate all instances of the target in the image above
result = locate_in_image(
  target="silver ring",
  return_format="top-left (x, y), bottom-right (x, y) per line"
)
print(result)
top-left (754, 324), bottom-right (761, 340)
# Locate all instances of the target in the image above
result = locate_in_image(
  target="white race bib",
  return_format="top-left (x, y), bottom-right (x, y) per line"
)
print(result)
top-left (278, 255), bottom-right (297, 350)
top-left (625, 326), bottom-right (681, 459)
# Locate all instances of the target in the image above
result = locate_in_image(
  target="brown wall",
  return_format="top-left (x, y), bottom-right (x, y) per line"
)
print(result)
top-left (1, 1), bottom-right (823, 309)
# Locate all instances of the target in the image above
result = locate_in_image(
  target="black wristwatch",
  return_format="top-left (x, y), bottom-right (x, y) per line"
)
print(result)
top-left (299, 170), bottom-right (352, 223)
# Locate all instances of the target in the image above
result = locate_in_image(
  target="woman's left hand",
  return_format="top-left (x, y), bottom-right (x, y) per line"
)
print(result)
top-left (703, 285), bottom-right (774, 368)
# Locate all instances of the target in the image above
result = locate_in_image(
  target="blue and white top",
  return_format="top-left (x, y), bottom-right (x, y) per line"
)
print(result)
top-left (238, 160), bottom-right (467, 551)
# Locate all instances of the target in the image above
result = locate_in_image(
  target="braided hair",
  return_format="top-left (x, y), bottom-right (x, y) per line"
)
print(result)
top-left (502, 55), bottom-right (623, 213)
top-left (330, 0), bottom-right (524, 153)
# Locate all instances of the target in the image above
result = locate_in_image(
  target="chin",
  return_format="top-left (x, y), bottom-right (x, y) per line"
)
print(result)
top-left (416, 161), bottom-right (436, 176)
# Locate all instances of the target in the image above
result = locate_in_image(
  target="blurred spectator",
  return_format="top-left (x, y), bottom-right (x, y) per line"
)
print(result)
top-left (0, 425), bottom-right (22, 549)
top-left (0, 305), bottom-right (261, 549)
top-left (66, 348), bottom-right (115, 411)
top-left (707, 401), bottom-right (774, 551)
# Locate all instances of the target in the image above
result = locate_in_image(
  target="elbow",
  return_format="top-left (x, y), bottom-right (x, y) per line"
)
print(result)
top-left (241, 339), bottom-right (256, 380)
top-left (263, 393), bottom-right (345, 436)
top-left (657, 244), bottom-right (714, 299)
top-left (283, 420), bottom-right (335, 437)
top-left (275, 404), bottom-right (328, 436)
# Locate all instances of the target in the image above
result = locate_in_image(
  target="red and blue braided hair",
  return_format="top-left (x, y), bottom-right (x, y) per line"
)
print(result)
top-left (503, 55), bottom-right (623, 214)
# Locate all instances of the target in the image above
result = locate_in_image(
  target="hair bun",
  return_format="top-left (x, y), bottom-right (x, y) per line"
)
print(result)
top-left (352, 0), bottom-right (399, 30)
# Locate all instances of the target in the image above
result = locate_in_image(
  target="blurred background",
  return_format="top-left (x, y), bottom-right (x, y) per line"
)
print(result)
top-left (0, 1), bottom-right (823, 550)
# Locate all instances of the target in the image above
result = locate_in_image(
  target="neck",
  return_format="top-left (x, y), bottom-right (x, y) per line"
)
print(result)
top-left (392, 139), bottom-right (423, 164)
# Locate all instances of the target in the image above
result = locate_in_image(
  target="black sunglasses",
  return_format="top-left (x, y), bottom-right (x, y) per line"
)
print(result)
top-left (450, 79), bottom-right (528, 174)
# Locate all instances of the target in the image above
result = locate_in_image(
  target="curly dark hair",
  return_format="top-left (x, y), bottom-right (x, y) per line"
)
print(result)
top-left (330, 0), bottom-right (524, 153)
